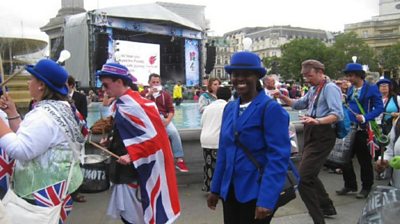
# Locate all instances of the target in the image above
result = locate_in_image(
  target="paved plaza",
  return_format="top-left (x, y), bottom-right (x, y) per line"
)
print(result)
top-left (66, 139), bottom-right (389, 224)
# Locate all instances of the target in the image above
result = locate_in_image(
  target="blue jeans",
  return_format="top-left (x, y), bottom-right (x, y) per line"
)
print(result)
top-left (163, 118), bottom-right (184, 158)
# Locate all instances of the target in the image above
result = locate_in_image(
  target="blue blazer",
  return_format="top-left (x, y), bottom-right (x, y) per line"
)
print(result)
top-left (346, 81), bottom-right (383, 125)
top-left (210, 91), bottom-right (291, 209)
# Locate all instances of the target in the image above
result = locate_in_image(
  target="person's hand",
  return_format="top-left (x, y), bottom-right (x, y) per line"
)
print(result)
top-left (270, 89), bottom-right (281, 99)
top-left (117, 154), bottom-right (131, 165)
top-left (162, 118), bottom-right (171, 127)
top-left (255, 206), bottom-right (273, 220)
top-left (375, 159), bottom-right (389, 173)
top-left (0, 93), bottom-right (18, 116)
top-left (207, 193), bottom-right (219, 210)
top-left (300, 116), bottom-right (319, 125)
top-left (391, 112), bottom-right (400, 118)
top-left (356, 114), bottom-right (364, 123)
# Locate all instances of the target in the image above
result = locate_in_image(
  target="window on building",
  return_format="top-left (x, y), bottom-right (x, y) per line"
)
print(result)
top-left (363, 30), bottom-right (368, 38)
top-left (272, 51), bottom-right (276, 56)
top-left (217, 56), bottom-right (221, 65)
top-left (216, 69), bottom-right (222, 79)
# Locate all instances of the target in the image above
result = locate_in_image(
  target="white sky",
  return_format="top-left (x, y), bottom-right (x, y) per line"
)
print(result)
top-left (0, 0), bottom-right (380, 42)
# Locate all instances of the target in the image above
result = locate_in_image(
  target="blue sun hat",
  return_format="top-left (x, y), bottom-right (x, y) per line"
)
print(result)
top-left (25, 59), bottom-right (69, 96)
top-left (224, 51), bottom-right (266, 77)
top-left (96, 63), bottom-right (134, 82)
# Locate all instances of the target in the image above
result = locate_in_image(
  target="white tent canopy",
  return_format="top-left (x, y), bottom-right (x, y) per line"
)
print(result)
top-left (93, 3), bottom-right (203, 31)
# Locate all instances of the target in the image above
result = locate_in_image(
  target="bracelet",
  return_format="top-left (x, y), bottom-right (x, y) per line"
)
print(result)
top-left (316, 118), bottom-right (322, 125)
top-left (8, 114), bottom-right (21, 120)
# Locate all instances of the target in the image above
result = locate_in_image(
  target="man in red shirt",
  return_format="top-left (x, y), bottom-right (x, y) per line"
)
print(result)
top-left (141, 73), bottom-right (189, 172)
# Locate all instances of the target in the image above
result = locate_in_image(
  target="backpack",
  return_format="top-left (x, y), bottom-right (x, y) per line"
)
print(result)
top-left (336, 105), bottom-right (351, 139)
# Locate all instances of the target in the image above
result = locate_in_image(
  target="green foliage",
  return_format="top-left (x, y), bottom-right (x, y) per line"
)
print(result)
top-left (263, 56), bottom-right (281, 75)
top-left (279, 39), bottom-right (329, 83)
top-left (330, 32), bottom-right (377, 78)
top-left (261, 32), bottom-right (377, 82)
top-left (378, 42), bottom-right (400, 75)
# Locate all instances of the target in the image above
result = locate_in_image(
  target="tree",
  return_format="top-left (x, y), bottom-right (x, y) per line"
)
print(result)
top-left (378, 43), bottom-right (400, 76)
top-left (279, 38), bottom-right (329, 84)
top-left (262, 56), bottom-right (281, 75)
top-left (329, 32), bottom-right (377, 78)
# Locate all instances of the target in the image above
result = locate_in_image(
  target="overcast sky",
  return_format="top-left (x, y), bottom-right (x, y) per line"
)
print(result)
top-left (0, 0), bottom-right (379, 42)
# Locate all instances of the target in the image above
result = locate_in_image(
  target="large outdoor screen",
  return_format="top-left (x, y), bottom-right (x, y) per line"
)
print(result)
top-left (115, 40), bottom-right (160, 85)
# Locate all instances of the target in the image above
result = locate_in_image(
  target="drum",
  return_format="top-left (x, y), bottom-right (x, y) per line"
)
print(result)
top-left (80, 154), bottom-right (110, 193)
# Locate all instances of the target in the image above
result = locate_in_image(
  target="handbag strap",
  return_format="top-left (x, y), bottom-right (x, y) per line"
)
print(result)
top-left (60, 130), bottom-right (77, 201)
top-left (233, 98), bottom-right (299, 180)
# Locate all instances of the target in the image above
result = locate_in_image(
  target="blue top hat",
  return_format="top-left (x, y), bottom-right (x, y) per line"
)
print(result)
top-left (224, 52), bottom-right (266, 77)
top-left (25, 59), bottom-right (69, 96)
top-left (376, 78), bottom-right (391, 86)
top-left (343, 63), bottom-right (365, 74)
top-left (96, 63), bottom-right (134, 83)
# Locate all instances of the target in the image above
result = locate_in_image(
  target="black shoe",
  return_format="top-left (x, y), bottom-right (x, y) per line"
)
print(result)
top-left (356, 189), bottom-right (370, 199)
top-left (321, 204), bottom-right (337, 216)
top-left (336, 187), bottom-right (357, 195)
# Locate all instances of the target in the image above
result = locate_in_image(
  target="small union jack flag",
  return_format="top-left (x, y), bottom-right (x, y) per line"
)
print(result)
top-left (75, 110), bottom-right (89, 139)
top-left (33, 180), bottom-right (73, 224)
top-left (367, 126), bottom-right (379, 158)
top-left (0, 148), bottom-right (14, 191)
top-left (59, 195), bottom-right (73, 224)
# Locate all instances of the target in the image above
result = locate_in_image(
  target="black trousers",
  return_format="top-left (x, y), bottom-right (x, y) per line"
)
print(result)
top-left (222, 186), bottom-right (277, 224)
top-left (298, 124), bottom-right (336, 224)
top-left (341, 130), bottom-right (373, 190)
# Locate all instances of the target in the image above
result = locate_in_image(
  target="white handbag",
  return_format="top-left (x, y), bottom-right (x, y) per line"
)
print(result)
top-left (1, 189), bottom-right (62, 224)
top-left (0, 200), bottom-right (11, 224)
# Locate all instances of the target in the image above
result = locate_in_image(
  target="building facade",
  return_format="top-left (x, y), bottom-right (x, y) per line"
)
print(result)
top-left (207, 26), bottom-right (334, 81)
top-left (344, 0), bottom-right (400, 51)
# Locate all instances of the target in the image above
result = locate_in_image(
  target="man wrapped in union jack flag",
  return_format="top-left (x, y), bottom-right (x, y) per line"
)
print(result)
top-left (97, 63), bottom-right (180, 224)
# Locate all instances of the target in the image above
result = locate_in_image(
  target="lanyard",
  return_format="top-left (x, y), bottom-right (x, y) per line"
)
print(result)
top-left (309, 80), bottom-right (326, 117)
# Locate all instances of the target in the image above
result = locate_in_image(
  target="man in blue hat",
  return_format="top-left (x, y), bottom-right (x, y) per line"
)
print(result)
top-left (276, 59), bottom-right (343, 224)
top-left (336, 63), bottom-right (383, 199)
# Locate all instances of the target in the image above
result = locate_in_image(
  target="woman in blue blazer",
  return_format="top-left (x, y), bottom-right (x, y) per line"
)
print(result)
top-left (207, 51), bottom-right (291, 224)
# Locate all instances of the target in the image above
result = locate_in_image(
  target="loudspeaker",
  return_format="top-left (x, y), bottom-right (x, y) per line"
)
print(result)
top-left (95, 33), bottom-right (109, 70)
top-left (205, 45), bottom-right (216, 74)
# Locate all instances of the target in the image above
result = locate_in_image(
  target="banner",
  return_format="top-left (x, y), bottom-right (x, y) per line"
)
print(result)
top-left (184, 39), bottom-right (200, 86)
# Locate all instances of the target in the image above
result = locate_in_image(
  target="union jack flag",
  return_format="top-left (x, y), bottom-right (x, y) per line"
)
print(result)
top-left (367, 125), bottom-right (379, 158)
top-left (33, 180), bottom-right (73, 224)
top-left (75, 110), bottom-right (89, 138)
top-left (0, 148), bottom-right (14, 191)
top-left (111, 89), bottom-right (180, 224)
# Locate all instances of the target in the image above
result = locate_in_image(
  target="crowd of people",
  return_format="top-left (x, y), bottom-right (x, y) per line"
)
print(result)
top-left (1, 48), bottom-right (400, 224)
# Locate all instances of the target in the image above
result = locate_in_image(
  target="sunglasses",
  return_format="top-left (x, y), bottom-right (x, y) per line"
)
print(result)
top-left (102, 83), bottom-right (109, 89)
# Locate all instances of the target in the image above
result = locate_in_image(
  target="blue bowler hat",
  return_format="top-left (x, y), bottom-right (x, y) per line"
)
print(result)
top-left (343, 63), bottom-right (365, 74)
top-left (376, 78), bottom-right (391, 86)
top-left (25, 59), bottom-right (69, 96)
top-left (224, 52), bottom-right (266, 77)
